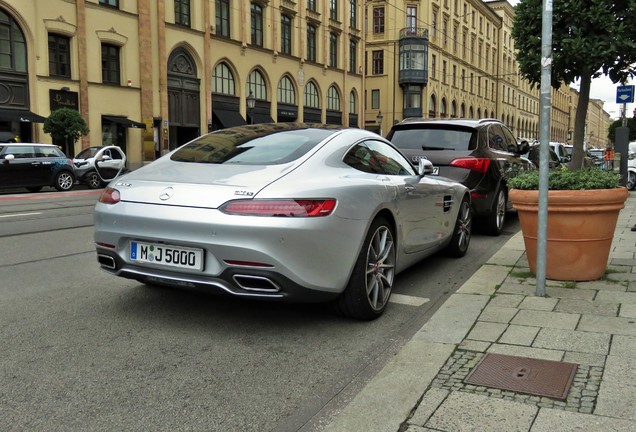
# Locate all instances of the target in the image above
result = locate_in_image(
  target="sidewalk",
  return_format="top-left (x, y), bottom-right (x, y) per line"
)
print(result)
top-left (324, 191), bottom-right (636, 432)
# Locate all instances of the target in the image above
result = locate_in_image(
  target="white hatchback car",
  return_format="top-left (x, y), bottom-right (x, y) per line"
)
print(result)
top-left (73, 146), bottom-right (127, 189)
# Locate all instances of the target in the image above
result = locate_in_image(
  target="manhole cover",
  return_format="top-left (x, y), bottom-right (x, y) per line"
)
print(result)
top-left (464, 353), bottom-right (577, 400)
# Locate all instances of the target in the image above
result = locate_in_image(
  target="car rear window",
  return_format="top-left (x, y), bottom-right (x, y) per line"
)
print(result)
top-left (171, 127), bottom-right (336, 165)
top-left (389, 127), bottom-right (475, 151)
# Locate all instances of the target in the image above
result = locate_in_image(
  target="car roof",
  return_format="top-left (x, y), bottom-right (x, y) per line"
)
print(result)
top-left (0, 143), bottom-right (58, 147)
top-left (395, 118), bottom-right (503, 129)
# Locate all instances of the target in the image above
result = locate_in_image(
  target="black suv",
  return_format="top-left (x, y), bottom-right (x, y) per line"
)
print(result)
top-left (386, 118), bottom-right (531, 235)
top-left (0, 143), bottom-right (76, 192)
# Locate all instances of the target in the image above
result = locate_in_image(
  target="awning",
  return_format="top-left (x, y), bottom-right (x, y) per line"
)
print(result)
top-left (213, 108), bottom-right (246, 128)
top-left (0, 108), bottom-right (47, 123)
top-left (250, 113), bottom-right (274, 124)
top-left (102, 115), bottom-right (146, 129)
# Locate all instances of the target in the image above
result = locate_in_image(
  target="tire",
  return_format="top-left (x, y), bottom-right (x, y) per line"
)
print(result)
top-left (85, 171), bottom-right (103, 189)
top-left (54, 171), bottom-right (75, 191)
top-left (483, 188), bottom-right (506, 236)
top-left (26, 186), bottom-right (43, 193)
top-left (627, 171), bottom-right (636, 191)
top-left (444, 196), bottom-right (472, 257)
top-left (334, 217), bottom-right (396, 320)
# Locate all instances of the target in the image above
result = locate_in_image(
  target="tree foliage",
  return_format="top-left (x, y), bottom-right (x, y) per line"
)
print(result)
top-left (512, 0), bottom-right (636, 170)
top-left (43, 108), bottom-right (89, 148)
top-left (608, 117), bottom-right (636, 142)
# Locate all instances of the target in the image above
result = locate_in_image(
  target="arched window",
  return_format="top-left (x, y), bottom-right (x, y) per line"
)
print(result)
top-left (213, 62), bottom-right (235, 95)
top-left (304, 81), bottom-right (320, 108)
top-left (247, 69), bottom-right (267, 100)
top-left (277, 75), bottom-right (296, 105)
top-left (0, 10), bottom-right (26, 72)
top-left (327, 86), bottom-right (340, 111)
top-left (349, 91), bottom-right (357, 114)
top-left (440, 98), bottom-right (447, 117)
top-left (428, 94), bottom-right (436, 118)
top-left (451, 100), bottom-right (457, 118)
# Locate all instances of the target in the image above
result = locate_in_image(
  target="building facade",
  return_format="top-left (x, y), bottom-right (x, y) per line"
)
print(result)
top-left (0, 0), bottom-right (364, 167)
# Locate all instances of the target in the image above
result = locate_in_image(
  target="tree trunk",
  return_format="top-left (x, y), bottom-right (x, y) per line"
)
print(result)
top-left (570, 72), bottom-right (592, 170)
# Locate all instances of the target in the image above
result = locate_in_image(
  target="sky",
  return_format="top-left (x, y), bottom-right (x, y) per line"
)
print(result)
top-left (573, 75), bottom-right (636, 121)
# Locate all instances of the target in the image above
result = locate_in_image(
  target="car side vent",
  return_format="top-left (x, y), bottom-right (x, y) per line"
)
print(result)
top-left (443, 195), bottom-right (454, 212)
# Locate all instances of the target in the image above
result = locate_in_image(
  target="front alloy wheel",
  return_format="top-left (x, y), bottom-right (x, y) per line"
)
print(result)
top-left (54, 171), bottom-right (74, 191)
top-left (86, 171), bottom-right (102, 189)
top-left (335, 218), bottom-right (395, 320)
top-left (627, 171), bottom-right (636, 191)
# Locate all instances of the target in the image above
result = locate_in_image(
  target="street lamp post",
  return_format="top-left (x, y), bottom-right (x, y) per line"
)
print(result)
top-left (376, 111), bottom-right (384, 136)
top-left (247, 91), bottom-right (255, 125)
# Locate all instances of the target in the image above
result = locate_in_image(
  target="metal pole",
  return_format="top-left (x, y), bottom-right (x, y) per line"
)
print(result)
top-left (536, 0), bottom-right (553, 297)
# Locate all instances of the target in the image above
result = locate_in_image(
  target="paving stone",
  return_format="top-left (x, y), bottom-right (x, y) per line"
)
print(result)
top-left (595, 290), bottom-right (636, 305)
top-left (562, 352), bottom-right (606, 367)
top-left (554, 298), bottom-right (619, 317)
top-left (497, 283), bottom-right (538, 296)
top-left (511, 310), bottom-right (579, 330)
top-left (543, 286), bottom-right (596, 301)
top-left (466, 321), bottom-right (507, 342)
top-left (478, 305), bottom-right (518, 323)
top-left (531, 408), bottom-right (636, 431)
top-left (409, 388), bottom-right (449, 427)
top-left (458, 339), bottom-right (491, 352)
top-left (577, 315), bottom-right (636, 336)
top-left (576, 279), bottom-right (627, 292)
top-left (487, 343), bottom-right (563, 361)
top-left (610, 335), bottom-right (636, 356)
top-left (487, 248), bottom-right (525, 266)
top-left (488, 293), bottom-right (525, 308)
top-left (601, 355), bottom-right (636, 384)
top-left (425, 392), bottom-right (537, 432)
top-left (499, 324), bottom-right (539, 346)
top-left (533, 328), bottom-right (609, 355)
top-left (595, 381), bottom-right (636, 421)
top-left (518, 296), bottom-right (558, 311)
top-left (620, 304), bottom-right (636, 318)
top-left (457, 264), bottom-right (511, 295)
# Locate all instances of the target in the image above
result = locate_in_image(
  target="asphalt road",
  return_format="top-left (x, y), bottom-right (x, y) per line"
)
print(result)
top-left (0, 188), bottom-right (519, 432)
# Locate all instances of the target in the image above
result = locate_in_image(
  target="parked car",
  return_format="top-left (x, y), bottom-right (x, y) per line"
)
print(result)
top-left (73, 145), bottom-right (127, 189)
top-left (0, 143), bottom-right (75, 192)
top-left (549, 142), bottom-right (571, 164)
top-left (385, 118), bottom-right (532, 236)
top-left (588, 148), bottom-right (605, 167)
top-left (524, 144), bottom-right (562, 169)
top-left (94, 123), bottom-right (472, 320)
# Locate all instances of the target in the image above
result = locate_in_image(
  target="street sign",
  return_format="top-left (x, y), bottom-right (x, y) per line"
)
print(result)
top-left (616, 85), bottom-right (635, 104)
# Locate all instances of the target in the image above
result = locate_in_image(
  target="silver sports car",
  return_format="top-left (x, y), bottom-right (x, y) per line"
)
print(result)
top-left (94, 123), bottom-right (471, 320)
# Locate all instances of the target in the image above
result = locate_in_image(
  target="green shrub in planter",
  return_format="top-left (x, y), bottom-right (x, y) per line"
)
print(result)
top-left (507, 167), bottom-right (621, 190)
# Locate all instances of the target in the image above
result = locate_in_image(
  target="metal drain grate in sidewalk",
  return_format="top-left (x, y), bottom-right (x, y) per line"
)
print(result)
top-left (464, 353), bottom-right (578, 400)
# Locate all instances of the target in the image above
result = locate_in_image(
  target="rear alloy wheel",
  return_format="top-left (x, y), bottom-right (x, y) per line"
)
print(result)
top-left (54, 171), bottom-right (75, 191)
top-left (627, 171), bottom-right (636, 191)
top-left (483, 188), bottom-right (506, 236)
top-left (444, 196), bottom-right (472, 257)
top-left (86, 171), bottom-right (103, 189)
top-left (335, 218), bottom-right (395, 320)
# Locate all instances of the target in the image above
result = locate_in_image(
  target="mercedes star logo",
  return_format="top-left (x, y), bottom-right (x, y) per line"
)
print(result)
top-left (159, 187), bottom-right (174, 201)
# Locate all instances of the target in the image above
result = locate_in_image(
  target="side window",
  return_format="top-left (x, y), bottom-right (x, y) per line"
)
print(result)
top-left (486, 124), bottom-right (506, 151)
top-left (500, 126), bottom-right (519, 152)
top-left (344, 141), bottom-right (415, 175)
top-left (5, 145), bottom-right (34, 158)
top-left (38, 147), bottom-right (59, 157)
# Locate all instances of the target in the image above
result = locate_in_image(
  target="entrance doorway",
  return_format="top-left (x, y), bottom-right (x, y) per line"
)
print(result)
top-left (167, 49), bottom-right (200, 150)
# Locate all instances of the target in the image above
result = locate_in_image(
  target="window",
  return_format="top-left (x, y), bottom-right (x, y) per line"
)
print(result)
top-left (373, 7), bottom-right (384, 33)
top-left (371, 89), bottom-right (380, 109)
top-left (453, 25), bottom-right (458, 52)
top-left (344, 141), bottom-right (414, 176)
top-left (101, 43), bottom-right (120, 85)
top-left (349, 39), bottom-right (357, 73)
top-left (0, 11), bottom-right (26, 72)
top-left (307, 25), bottom-right (317, 62)
top-left (329, 32), bottom-right (338, 68)
top-left (213, 62), bottom-right (235, 95)
top-left (175, 0), bottom-right (191, 27)
top-left (327, 86), bottom-right (340, 111)
top-left (216, 0), bottom-right (230, 37)
top-left (330, 0), bottom-right (338, 20)
top-left (431, 11), bottom-right (437, 39)
top-left (372, 50), bottom-right (383, 75)
top-left (251, 3), bottom-right (263, 47)
top-left (308, 0), bottom-right (317, 11)
top-left (99, 0), bottom-right (119, 7)
top-left (48, 34), bottom-right (70, 78)
top-left (443, 18), bottom-right (448, 46)
top-left (281, 15), bottom-right (292, 55)
top-left (350, 0), bottom-right (357, 28)
top-left (304, 82), bottom-right (320, 108)
top-left (349, 91), bottom-right (357, 114)
top-left (442, 60), bottom-right (447, 84)
top-left (278, 76), bottom-right (296, 104)
top-left (452, 65), bottom-right (456, 87)
top-left (406, 6), bottom-right (417, 33)
top-left (247, 69), bottom-right (267, 100)
top-left (431, 54), bottom-right (436, 79)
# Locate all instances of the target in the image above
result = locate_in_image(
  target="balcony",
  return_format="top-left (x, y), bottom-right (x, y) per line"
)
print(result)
top-left (398, 28), bottom-right (429, 87)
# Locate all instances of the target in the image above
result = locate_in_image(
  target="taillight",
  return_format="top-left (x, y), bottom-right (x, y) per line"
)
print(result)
top-left (220, 199), bottom-right (336, 217)
top-left (99, 187), bottom-right (120, 204)
top-left (450, 158), bottom-right (491, 174)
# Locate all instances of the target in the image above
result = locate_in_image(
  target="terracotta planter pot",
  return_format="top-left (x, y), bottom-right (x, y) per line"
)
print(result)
top-left (509, 187), bottom-right (629, 281)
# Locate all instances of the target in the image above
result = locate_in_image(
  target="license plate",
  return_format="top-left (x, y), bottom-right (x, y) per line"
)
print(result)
top-left (130, 241), bottom-right (204, 270)
top-left (432, 167), bottom-right (439, 175)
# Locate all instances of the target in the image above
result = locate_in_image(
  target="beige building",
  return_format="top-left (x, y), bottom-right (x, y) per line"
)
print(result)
top-left (0, 0), bottom-right (363, 168)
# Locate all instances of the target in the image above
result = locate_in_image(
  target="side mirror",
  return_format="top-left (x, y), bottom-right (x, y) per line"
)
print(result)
top-left (418, 157), bottom-right (435, 176)
top-left (3, 154), bottom-right (15, 162)
top-left (517, 140), bottom-right (530, 155)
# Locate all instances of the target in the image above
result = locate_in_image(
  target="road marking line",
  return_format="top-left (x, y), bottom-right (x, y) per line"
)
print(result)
top-left (0, 212), bottom-right (42, 218)
top-left (389, 293), bottom-right (430, 306)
